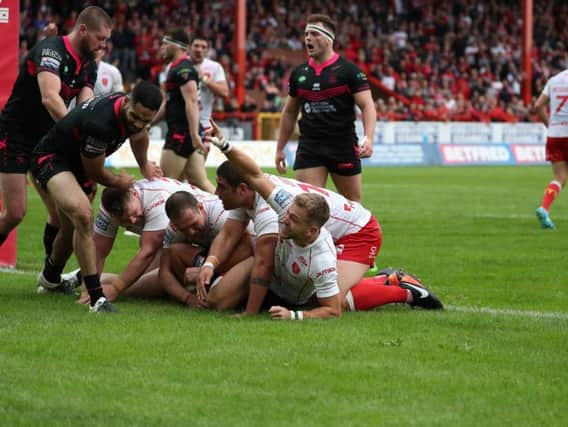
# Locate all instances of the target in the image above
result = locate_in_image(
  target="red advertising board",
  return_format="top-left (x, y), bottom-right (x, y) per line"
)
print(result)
top-left (0, 0), bottom-right (19, 267)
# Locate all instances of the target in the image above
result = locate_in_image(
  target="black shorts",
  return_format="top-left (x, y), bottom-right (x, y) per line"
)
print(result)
top-left (293, 135), bottom-right (361, 176)
top-left (163, 125), bottom-right (204, 159)
top-left (0, 127), bottom-right (40, 173)
top-left (30, 151), bottom-right (95, 195)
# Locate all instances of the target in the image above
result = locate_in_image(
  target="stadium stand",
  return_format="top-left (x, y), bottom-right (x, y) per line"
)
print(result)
top-left (18, 0), bottom-right (568, 122)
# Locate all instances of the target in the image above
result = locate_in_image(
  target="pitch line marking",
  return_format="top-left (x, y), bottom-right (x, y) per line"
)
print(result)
top-left (1, 269), bottom-right (567, 320)
top-left (446, 305), bottom-right (568, 321)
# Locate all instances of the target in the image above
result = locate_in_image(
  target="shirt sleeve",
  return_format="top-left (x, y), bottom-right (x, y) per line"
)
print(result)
top-left (310, 247), bottom-right (339, 299)
top-left (94, 206), bottom-right (119, 239)
top-left (346, 62), bottom-right (371, 94)
top-left (542, 79), bottom-right (551, 98)
top-left (213, 62), bottom-right (226, 83)
top-left (175, 61), bottom-right (200, 86)
top-left (112, 65), bottom-right (124, 92)
top-left (33, 39), bottom-right (64, 76)
top-left (142, 194), bottom-right (169, 232)
top-left (288, 67), bottom-right (298, 97)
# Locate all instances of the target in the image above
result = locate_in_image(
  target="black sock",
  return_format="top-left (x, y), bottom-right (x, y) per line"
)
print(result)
top-left (43, 257), bottom-right (64, 283)
top-left (0, 233), bottom-right (7, 246)
top-left (84, 274), bottom-right (104, 305)
top-left (43, 223), bottom-right (59, 259)
top-left (75, 270), bottom-right (83, 284)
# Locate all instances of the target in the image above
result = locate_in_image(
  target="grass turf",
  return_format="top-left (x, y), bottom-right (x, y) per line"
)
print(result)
top-left (1, 165), bottom-right (566, 426)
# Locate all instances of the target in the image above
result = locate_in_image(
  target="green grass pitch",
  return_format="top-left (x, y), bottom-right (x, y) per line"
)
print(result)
top-left (1, 165), bottom-right (566, 426)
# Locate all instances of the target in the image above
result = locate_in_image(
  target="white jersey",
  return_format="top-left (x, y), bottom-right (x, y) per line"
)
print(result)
top-left (267, 175), bottom-right (372, 240)
top-left (266, 186), bottom-right (339, 305)
top-left (94, 178), bottom-right (199, 239)
top-left (542, 69), bottom-right (568, 137)
top-left (94, 60), bottom-right (124, 97)
top-left (163, 193), bottom-right (227, 249)
top-left (196, 58), bottom-right (226, 128)
top-left (227, 192), bottom-right (280, 238)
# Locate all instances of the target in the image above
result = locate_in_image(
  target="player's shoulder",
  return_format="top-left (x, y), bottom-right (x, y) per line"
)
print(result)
top-left (202, 57), bottom-right (222, 69)
top-left (99, 60), bottom-right (120, 74)
top-left (33, 36), bottom-right (65, 56)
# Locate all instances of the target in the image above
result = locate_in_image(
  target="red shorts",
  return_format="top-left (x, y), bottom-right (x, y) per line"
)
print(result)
top-left (334, 215), bottom-right (382, 266)
top-left (546, 137), bottom-right (568, 162)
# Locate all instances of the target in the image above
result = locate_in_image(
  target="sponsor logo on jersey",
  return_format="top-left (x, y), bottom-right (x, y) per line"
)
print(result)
top-left (315, 266), bottom-right (336, 278)
top-left (95, 215), bottom-right (110, 231)
top-left (84, 137), bottom-right (107, 155)
top-left (312, 82), bottom-right (320, 91)
top-left (40, 56), bottom-right (61, 69)
top-left (304, 102), bottom-right (311, 113)
top-left (356, 72), bottom-right (367, 80)
top-left (41, 48), bottom-right (62, 61)
top-left (273, 189), bottom-right (293, 208)
top-left (298, 75), bottom-right (307, 83)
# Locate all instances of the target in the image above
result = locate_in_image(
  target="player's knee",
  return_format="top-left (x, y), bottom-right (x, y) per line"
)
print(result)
top-left (2, 205), bottom-right (26, 228)
top-left (74, 208), bottom-right (94, 233)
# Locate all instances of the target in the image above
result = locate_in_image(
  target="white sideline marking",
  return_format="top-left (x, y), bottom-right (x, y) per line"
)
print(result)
top-left (447, 305), bottom-right (568, 321)
top-left (1, 268), bottom-right (567, 320)
top-left (0, 268), bottom-right (37, 276)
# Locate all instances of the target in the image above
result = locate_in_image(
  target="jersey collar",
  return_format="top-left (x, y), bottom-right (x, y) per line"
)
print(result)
top-left (113, 96), bottom-right (127, 138)
top-left (63, 36), bottom-right (83, 75)
top-left (170, 54), bottom-right (189, 69)
top-left (308, 53), bottom-right (339, 76)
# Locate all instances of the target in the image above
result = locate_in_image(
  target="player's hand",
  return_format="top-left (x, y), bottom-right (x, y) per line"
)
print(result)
top-left (183, 267), bottom-right (200, 287)
top-left (358, 136), bottom-right (373, 158)
top-left (268, 305), bottom-right (292, 320)
top-left (275, 149), bottom-right (287, 174)
top-left (114, 171), bottom-right (136, 190)
top-left (184, 292), bottom-right (208, 309)
top-left (43, 23), bottom-right (58, 38)
top-left (140, 161), bottom-right (163, 180)
top-left (208, 119), bottom-right (224, 139)
top-left (191, 133), bottom-right (207, 153)
top-left (196, 266), bottom-right (213, 302)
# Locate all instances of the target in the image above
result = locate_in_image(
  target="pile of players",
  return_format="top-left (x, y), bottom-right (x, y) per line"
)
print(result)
top-left (0, 8), bottom-right (448, 317)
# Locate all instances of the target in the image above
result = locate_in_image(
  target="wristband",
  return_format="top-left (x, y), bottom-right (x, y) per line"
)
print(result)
top-left (206, 255), bottom-right (220, 267)
top-left (297, 310), bottom-right (304, 320)
top-left (290, 310), bottom-right (296, 320)
top-left (202, 261), bottom-right (215, 270)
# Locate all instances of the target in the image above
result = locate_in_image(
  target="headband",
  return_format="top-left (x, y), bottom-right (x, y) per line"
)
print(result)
top-left (305, 24), bottom-right (335, 42)
top-left (162, 36), bottom-right (188, 50)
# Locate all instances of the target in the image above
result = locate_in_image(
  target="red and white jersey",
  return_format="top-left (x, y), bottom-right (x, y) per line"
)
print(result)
top-left (267, 175), bottom-right (372, 240)
top-left (94, 61), bottom-right (124, 97)
top-left (542, 69), bottom-right (568, 137)
top-left (196, 58), bottom-right (226, 128)
top-left (266, 186), bottom-right (339, 305)
top-left (227, 192), bottom-right (280, 238)
top-left (94, 178), bottom-right (201, 239)
top-left (163, 194), bottom-right (227, 249)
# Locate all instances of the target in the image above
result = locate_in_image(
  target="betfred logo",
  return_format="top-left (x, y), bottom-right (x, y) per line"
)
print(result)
top-left (511, 145), bottom-right (546, 164)
top-left (440, 145), bottom-right (512, 164)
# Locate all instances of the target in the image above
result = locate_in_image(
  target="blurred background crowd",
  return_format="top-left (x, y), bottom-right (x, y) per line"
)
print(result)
top-left (18, 0), bottom-right (568, 122)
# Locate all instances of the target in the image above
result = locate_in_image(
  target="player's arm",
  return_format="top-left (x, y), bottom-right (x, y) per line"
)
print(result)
top-left (534, 93), bottom-right (550, 127)
top-left (242, 234), bottom-right (278, 314)
top-left (269, 294), bottom-right (341, 320)
top-left (114, 230), bottom-right (164, 291)
top-left (158, 247), bottom-right (203, 307)
top-left (180, 80), bottom-right (204, 151)
top-left (129, 129), bottom-right (162, 179)
top-left (275, 95), bottom-right (302, 173)
top-left (354, 89), bottom-right (376, 158)
top-left (202, 76), bottom-right (229, 98)
top-left (94, 232), bottom-right (114, 275)
top-left (37, 72), bottom-right (68, 121)
top-left (81, 152), bottom-right (135, 189)
top-left (76, 86), bottom-right (95, 104)
top-left (197, 218), bottom-right (247, 299)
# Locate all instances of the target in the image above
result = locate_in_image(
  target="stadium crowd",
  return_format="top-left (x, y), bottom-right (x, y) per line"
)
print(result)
top-left (17, 0), bottom-right (568, 121)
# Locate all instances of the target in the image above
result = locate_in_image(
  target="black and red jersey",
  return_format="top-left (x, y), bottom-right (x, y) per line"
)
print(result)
top-left (288, 54), bottom-right (370, 140)
top-left (0, 36), bottom-right (97, 140)
top-left (34, 93), bottom-right (130, 164)
top-left (163, 56), bottom-right (199, 129)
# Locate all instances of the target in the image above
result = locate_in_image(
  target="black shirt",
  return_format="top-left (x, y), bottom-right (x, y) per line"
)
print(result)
top-left (34, 93), bottom-right (130, 166)
top-left (163, 55), bottom-right (199, 130)
top-left (0, 36), bottom-right (97, 141)
top-left (288, 54), bottom-right (370, 140)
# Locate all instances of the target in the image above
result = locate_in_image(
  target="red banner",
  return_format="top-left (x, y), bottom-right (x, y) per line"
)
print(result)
top-left (0, 0), bottom-right (19, 267)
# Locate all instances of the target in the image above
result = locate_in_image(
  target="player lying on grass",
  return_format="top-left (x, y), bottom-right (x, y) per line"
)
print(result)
top-left (157, 191), bottom-right (254, 309)
top-left (197, 123), bottom-right (443, 319)
top-left (72, 182), bottom-right (253, 308)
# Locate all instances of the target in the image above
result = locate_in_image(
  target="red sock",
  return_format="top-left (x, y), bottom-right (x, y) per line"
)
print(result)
top-left (349, 278), bottom-right (407, 311)
top-left (541, 181), bottom-right (562, 211)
